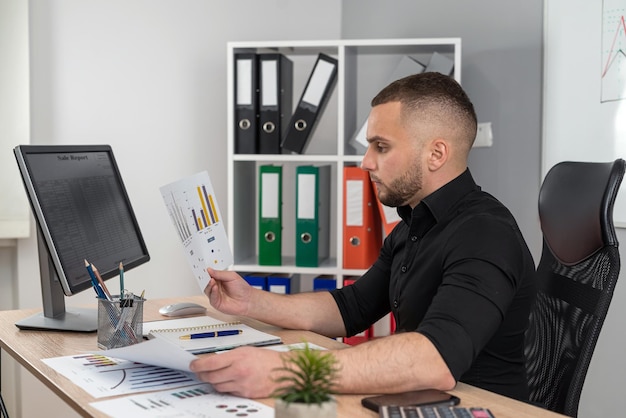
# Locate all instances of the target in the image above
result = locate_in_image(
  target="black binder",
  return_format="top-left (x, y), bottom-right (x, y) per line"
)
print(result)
top-left (281, 53), bottom-right (338, 154)
top-left (234, 53), bottom-right (259, 154)
top-left (258, 53), bottom-right (293, 154)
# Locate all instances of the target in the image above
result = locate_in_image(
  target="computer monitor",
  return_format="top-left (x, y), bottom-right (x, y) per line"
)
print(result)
top-left (13, 144), bottom-right (150, 332)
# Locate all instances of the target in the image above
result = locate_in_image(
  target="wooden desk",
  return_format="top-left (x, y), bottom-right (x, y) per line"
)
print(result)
top-left (0, 295), bottom-right (566, 418)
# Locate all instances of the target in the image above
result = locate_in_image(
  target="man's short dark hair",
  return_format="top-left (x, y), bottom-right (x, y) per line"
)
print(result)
top-left (372, 72), bottom-right (478, 148)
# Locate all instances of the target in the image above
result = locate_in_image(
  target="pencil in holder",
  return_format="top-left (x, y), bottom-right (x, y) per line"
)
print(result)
top-left (97, 295), bottom-right (144, 350)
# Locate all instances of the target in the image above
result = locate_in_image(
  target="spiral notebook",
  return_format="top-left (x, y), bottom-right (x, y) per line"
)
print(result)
top-left (143, 316), bottom-right (282, 354)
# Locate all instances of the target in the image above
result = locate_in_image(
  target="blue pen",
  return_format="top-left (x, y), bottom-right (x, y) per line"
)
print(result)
top-left (119, 262), bottom-right (125, 300)
top-left (179, 330), bottom-right (242, 340)
top-left (85, 259), bottom-right (107, 299)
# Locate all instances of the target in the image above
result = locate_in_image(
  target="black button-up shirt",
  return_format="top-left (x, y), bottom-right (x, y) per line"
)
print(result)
top-left (331, 169), bottom-right (535, 401)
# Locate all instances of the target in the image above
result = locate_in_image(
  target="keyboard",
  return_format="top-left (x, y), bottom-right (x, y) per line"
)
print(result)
top-left (379, 405), bottom-right (495, 418)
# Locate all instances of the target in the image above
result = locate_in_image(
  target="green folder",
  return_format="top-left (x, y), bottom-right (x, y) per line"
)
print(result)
top-left (258, 165), bottom-right (282, 265)
top-left (295, 165), bottom-right (330, 267)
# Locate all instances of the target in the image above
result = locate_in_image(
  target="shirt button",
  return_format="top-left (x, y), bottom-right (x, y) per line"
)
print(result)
top-left (411, 236), bottom-right (418, 242)
top-left (401, 265), bottom-right (407, 273)
top-left (393, 300), bottom-right (398, 308)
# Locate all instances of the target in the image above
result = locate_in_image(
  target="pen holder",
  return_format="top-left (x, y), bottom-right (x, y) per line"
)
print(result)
top-left (97, 295), bottom-right (144, 350)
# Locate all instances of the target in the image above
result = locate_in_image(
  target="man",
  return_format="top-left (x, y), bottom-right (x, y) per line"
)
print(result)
top-left (190, 72), bottom-right (536, 401)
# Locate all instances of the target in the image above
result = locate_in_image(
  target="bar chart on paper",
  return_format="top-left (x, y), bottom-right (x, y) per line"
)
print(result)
top-left (42, 354), bottom-right (200, 398)
top-left (160, 171), bottom-right (233, 292)
top-left (90, 383), bottom-right (273, 418)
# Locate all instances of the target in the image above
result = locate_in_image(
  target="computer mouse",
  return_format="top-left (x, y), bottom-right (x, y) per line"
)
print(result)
top-left (159, 302), bottom-right (207, 317)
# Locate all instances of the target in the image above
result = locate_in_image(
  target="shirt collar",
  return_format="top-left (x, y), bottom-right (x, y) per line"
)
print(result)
top-left (397, 168), bottom-right (479, 225)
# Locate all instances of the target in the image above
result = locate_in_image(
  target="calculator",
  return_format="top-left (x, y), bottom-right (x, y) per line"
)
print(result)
top-left (379, 405), bottom-right (495, 418)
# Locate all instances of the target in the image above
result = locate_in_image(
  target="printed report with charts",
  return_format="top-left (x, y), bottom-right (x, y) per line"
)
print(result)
top-left (160, 171), bottom-right (233, 293)
top-left (159, 172), bottom-right (281, 352)
top-left (143, 315), bottom-right (282, 354)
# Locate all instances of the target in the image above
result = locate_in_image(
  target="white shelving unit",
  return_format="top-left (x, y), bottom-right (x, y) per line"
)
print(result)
top-left (226, 38), bottom-right (461, 291)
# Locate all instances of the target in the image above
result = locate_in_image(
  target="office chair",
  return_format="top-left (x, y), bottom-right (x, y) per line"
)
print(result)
top-left (0, 392), bottom-right (7, 418)
top-left (525, 159), bottom-right (625, 417)
top-left (0, 354), bottom-right (7, 418)
top-left (0, 350), bottom-right (8, 418)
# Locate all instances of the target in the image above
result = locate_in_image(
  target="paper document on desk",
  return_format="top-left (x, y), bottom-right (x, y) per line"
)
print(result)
top-left (98, 337), bottom-right (197, 371)
top-left (90, 382), bottom-right (274, 417)
top-left (160, 171), bottom-right (233, 293)
top-left (42, 343), bottom-right (200, 398)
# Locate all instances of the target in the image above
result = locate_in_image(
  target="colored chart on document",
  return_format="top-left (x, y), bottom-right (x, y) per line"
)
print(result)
top-left (90, 383), bottom-right (273, 418)
top-left (42, 353), bottom-right (201, 398)
top-left (160, 171), bottom-right (233, 292)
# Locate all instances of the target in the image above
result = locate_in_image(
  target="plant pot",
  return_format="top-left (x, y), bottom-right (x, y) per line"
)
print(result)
top-left (274, 397), bottom-right (337, 418)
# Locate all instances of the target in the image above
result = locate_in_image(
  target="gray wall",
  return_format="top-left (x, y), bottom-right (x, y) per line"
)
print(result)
top-left (341, 0), bottom-right (544, 258)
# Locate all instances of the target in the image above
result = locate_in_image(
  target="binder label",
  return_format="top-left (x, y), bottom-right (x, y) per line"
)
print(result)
top-left (346, 180), bottom-right (364, 226)
top-left (261, 172), bottom-right (280, 218)
top-left (302, 60), bottom-right (336, 107)
top-left (236, 59), bottom-right (253, 105)
top-left (297, 174), bottom-right (316, 219)
top-left (260, 60), bottom-right (279, 106)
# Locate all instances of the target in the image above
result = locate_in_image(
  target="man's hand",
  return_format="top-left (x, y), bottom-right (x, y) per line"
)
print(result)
top-left (190, 346), bottom-right (285, 398)
top-left (189, 332), bottom-right (455, 398)
top-left (204, 268), bottom-right (253, 316)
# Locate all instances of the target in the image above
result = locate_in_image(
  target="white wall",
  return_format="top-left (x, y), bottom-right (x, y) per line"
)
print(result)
top-left (27, 0), bottom-right (341, 307)
top-left (2, 1), bottom-right (342, 417)
top-left (0, 0), bottom-right (30, 414)
top-left (0, 0), bottom-right (30, 240)
top-left (3, 1), bottom-right (623, 418)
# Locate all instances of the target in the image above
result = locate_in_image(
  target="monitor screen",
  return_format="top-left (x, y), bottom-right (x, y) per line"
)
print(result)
top-left (14, 144), bottom-right (150, 331)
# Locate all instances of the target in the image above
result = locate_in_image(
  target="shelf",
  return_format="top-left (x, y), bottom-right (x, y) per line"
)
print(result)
top-left (232, 154), bottom-right (341, 163)
top-left (226, 38), bottom-right (461, 290)
top-left (233, 256), bottom-right (341, 275)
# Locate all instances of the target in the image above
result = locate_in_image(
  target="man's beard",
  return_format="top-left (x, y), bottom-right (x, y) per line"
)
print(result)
top-left (376, 168), bottom-right (422, 208)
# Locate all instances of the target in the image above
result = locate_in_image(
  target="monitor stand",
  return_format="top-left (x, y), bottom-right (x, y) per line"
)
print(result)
top-left (15, 231), bottom-right (97, 332)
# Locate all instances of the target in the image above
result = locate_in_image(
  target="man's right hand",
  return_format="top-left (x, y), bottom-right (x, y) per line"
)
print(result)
top-left (204, 268), bottom-right (253, 316)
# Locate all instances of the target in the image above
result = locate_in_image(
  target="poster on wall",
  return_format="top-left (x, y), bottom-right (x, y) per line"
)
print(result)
top-left (543, 0), bottom-right (626, 227)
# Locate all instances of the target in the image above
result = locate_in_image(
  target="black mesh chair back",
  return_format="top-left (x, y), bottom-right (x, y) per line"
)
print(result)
top-left (0, 392), bottom-right (7, 418)
top-left (525, 159), bottom-right (625, 417)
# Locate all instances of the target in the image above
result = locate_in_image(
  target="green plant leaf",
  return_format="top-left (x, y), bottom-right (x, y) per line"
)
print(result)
top-left (272, 342), bottom-right (339, 405)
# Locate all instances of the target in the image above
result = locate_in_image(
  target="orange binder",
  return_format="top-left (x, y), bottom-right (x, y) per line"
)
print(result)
top-left (342, 166), bottom-right (382, 269)
top-left (373, 183), bottom-right (402, 237)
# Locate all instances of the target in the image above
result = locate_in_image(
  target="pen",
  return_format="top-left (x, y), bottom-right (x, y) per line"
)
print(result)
top-left (179, 330), bottom-right (242, 340)
top-left (91, 262), bottom-right (112, 300)
top-left (119, 262), bottom-right (125, 300)
top-left (84, 259), bottom-right (107, 299)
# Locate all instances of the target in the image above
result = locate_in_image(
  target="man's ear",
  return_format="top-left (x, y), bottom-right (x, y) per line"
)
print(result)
top-left (427, 138), bottom-right (448, 170)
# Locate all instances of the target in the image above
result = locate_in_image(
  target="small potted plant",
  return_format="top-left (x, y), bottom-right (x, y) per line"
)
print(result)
top-left (272, 342), bottom-right (339, 418)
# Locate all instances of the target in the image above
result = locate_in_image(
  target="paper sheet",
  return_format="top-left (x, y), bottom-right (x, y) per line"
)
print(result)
top-left (160, 171), bottom-right (233, 293)
top-left (96, 337), bottom-right (197, 371)
top-left (42, 348), bottom-right (200, 399)
top-left (90, 383), bottom-right (274, 417)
